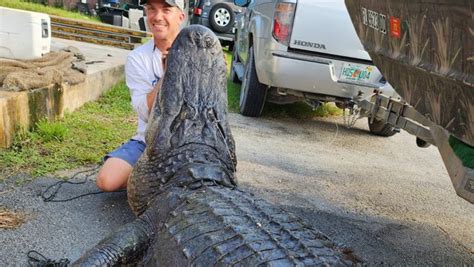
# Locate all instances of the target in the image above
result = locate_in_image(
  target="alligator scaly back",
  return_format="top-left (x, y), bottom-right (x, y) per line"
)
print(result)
top-left (73, 25), bottom-right (358, 266)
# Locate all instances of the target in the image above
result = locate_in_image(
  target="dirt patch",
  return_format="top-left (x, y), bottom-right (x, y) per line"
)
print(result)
top-left (0, 207), bottom-right (25, 229)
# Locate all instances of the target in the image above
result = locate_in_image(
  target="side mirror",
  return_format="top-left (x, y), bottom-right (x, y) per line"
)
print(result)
top-left (234, 0), bottom-right (250, 7)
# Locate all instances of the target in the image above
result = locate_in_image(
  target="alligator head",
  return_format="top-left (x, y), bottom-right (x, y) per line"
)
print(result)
top-left (127, 25), bottom-right (237, 216)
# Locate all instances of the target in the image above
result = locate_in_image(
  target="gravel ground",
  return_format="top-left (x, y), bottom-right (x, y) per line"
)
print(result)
top-left (0, 113), bottom-right (473, 265)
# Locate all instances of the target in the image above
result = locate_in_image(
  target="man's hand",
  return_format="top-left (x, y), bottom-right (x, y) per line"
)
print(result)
top-left (162, 49), bottom-right (169, 70)
top-left (146, 80), bottom-right (161, 112)
top-left (146, 50), bottom-right (169, 112)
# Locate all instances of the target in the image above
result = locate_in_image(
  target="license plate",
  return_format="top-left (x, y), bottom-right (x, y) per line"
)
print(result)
top-left (339, 63), bottom-right (375, 84)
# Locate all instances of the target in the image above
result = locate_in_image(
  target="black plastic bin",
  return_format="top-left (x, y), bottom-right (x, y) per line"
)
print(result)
top-left (98, 7), bottom-right (128, 27)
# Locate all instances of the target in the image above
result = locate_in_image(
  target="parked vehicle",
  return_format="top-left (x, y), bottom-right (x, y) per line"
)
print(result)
top-left (232, 0), bottom-right (399, 136)
top-left (191, 0), bottom-right (244, 49)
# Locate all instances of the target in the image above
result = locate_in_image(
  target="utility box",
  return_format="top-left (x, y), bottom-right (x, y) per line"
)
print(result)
top-left (0, 7), bottom-right (51, 60)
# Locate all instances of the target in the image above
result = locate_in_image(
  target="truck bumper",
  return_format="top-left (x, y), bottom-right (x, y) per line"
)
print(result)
top-left (257, 49), bottom-right (396, 100)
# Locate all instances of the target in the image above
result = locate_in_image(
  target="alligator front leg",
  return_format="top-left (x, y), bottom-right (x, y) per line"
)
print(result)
top-left (73, 211), bottom-right (156, 266)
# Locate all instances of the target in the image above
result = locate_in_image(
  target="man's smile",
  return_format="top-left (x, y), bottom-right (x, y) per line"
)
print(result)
top-left (151, 23), bottom-right (167, 30)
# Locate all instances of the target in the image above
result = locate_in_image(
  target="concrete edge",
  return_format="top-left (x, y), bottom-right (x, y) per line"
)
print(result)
top-left (0, 65), bottom-right (124, 148)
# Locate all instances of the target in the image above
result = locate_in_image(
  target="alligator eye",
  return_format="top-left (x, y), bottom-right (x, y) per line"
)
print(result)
top-left (180, 111), bottom-right (187, 120)
top-left (190, 31), bottom-right (203, 46)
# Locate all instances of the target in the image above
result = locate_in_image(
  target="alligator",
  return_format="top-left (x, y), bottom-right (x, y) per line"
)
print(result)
top-left (73, 25), bottom-right (357, 266)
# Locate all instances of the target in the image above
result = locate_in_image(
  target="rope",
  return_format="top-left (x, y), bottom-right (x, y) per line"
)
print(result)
top-left (27, 250), bottom-right (70, 267)
top-left (41, 165), bottom-right (126, 203)
top-left (27, 165), bottom-right (127, 265)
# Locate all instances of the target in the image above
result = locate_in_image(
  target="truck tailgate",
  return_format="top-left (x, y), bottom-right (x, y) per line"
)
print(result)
top-left (290, 0), bottom-right (371, 61)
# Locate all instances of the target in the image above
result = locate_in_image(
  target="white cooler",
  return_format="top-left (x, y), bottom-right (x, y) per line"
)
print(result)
top-left (0, 7), bottom-right (51, 60)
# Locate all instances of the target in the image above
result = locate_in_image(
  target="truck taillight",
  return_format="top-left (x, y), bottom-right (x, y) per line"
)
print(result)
top-left (194, 7), bottom-right (202, 16)
top-left (272, 1), bottom-right (296, 46)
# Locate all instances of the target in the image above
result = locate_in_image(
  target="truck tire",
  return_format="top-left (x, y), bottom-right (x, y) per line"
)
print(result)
top-left (230, 44), bottom-right (241, 84)
top-left (209, 3), bottom-right (234, 33)
top-left (368, 118), bottom-right (397, 137)
top-left (240, 46), bottom-right (267, 117)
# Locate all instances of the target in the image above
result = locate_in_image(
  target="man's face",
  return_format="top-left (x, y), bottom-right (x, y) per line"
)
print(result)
top-left (145, 0), bottom-right (185, 41)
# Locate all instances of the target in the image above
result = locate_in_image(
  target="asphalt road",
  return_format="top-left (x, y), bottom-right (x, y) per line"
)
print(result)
top-left (231, 114), bottom-right (473, 265)
top-left (0, 113), bottom-right (473, 265)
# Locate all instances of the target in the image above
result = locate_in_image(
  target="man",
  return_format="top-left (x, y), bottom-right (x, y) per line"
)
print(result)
top-left (96, 0), bottom-right (186, 192)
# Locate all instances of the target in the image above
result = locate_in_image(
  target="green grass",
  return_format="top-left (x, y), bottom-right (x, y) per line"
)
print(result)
top-left (35, 118), bottom-right (69, 142)
top-left (0, 81), bottom-right (135, 178)
top-left (225, 50), bottom-right (242, 113)
top-left (262, 102), bottom-right (342, 119)
top-left (0, 0), bottom-right (100, 22)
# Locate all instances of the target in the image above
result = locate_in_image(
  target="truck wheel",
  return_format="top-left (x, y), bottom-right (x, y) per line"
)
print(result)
top-left (368, 118), bottom-right (397, 137)
top-left (240, 46), bottom-right (267, 117)
top-left (230, 44), bottom-right (241, 84)
top-left (209, 3), bottom-right (234, 33)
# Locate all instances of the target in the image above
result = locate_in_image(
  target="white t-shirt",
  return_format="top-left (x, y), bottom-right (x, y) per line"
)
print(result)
top-left (125, 40), bottom-right (164, 143)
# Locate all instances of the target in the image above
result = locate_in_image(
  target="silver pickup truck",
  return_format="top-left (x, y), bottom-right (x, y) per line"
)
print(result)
top-left (231, 0), bottom-right (399, 136)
